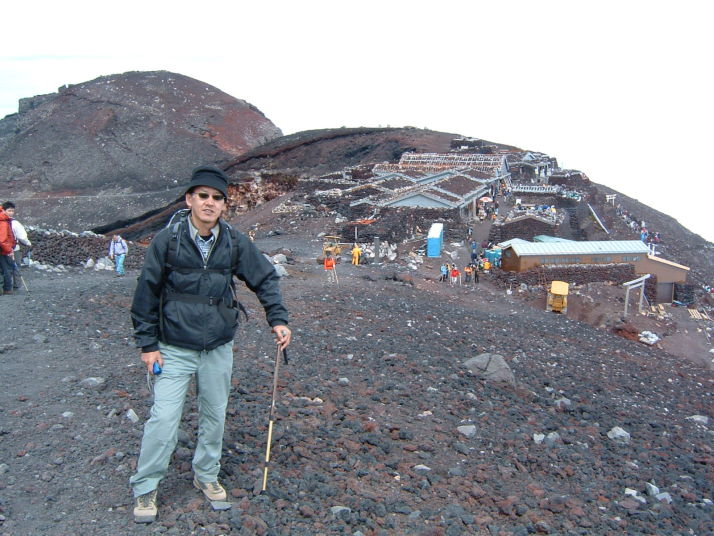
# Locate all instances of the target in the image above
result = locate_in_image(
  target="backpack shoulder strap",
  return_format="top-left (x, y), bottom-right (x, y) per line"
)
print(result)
top-left (166, 220), bottom-right (183, 269)
top-left (221, 221), bottom-right (248, 321)
top-left (164, 209), bottom-right (189, 271)
top-left (221, 222), bottom-right (239, 273)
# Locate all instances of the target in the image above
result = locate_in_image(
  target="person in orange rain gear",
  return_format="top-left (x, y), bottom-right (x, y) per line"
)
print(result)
top-left (463, 264), bottom-right (472, 284)
top-left (0, 205), bottom-right (17, 295)
top-left (351, 244), bottom-right (362, 266)
top-left (324, 252), bottom-right (337, 283)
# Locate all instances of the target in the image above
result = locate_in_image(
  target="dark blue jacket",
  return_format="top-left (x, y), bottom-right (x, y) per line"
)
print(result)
top-left (131, 216), bottom-right (288, 352)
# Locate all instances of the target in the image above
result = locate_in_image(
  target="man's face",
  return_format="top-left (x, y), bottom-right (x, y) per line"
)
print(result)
top-left (5, 208), bottom-right (15, 218)
top-left (185, 186), bottom-right (225, 227)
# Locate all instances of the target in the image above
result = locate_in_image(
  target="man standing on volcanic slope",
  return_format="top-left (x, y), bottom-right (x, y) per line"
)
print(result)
top-left (129, 166), bottom-right (291, 523)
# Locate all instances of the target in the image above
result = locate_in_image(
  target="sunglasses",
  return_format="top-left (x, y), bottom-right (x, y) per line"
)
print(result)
top-left (192, 192), bottom-right (225, 201)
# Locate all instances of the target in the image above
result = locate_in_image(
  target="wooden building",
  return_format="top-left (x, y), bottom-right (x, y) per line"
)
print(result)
top-left (499, 240), bottom-right (689, 303)
top-left (634, 255), bottom-right (690, 303)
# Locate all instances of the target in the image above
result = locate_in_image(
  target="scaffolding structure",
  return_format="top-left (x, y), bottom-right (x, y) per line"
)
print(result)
top-left (396, 153), bottom-right (506, 174)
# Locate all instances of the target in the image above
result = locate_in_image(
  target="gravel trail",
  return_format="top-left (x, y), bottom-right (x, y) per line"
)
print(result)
top-left (0, 246), bottom-right (712, 536)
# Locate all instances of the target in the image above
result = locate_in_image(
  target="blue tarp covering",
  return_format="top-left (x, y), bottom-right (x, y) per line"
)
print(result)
top-left (484, 248), bottom-right (502, 262)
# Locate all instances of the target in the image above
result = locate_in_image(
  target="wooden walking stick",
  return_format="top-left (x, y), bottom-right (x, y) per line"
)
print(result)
top-left (261, 344), bottom-right (289, 492)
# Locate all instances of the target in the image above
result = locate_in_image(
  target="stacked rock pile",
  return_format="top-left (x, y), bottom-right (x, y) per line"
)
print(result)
top-left (491, 263), bottom-right (641, 289)
top-left (27, 228), bottom-right (146, 269)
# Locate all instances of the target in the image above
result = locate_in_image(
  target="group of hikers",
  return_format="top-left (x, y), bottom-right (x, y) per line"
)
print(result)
top-left (617, 205), bottom-right (663, 246)
top-left (321, 243), bottom-right (364, 284)
top-left (0, 201), bottom-right (31, 294)
top-left (439, 260), bottom-right (488, 286)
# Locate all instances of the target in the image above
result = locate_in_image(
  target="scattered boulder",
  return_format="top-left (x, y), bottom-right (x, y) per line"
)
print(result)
top-left (607, 426), bottom-right (631, 444)
top-left (385, 272), bottom-right (414, 286)
top-left (463, 353), bottom-right (516, 386)
top-left (79, 377), bottom-right (106, 390)
top-left (273, 264), bottom-right (289, 278)
top-left (686, 415), bottom-right (709, 425)
top-left (457, 425), bottom-right (477, 438)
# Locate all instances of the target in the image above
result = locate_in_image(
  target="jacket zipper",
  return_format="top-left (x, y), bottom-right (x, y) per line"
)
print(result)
top-left (200, 229), bottom-right (220, 349)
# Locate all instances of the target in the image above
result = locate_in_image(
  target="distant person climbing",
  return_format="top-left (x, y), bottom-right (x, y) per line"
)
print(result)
top-left (470, 241), bottom-right (479, 263)
top-left (464, 264), bottom-right (472, 284)
top-left (108, 234), bottom-right (129, 276)
top-left (439, 263), bottom-right (448, 282)
top-left (0, 203), bottom-right (17, 295)
top-left (324, 252), bottom-right (337, 283)
top-left (2, 201), bottom-right (31, 290)
top-left (450, 265), bottom-right (460, 286)
top-left (351, 244), bottom-right (362, 266)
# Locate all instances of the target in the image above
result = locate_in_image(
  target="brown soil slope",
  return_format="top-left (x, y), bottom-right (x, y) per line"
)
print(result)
top-left (226, 127), bottom-right (517, 176)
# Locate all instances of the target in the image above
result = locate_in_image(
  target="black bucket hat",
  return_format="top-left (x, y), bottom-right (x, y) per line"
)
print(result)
top-left (186, 166), bottom-right (229, 199)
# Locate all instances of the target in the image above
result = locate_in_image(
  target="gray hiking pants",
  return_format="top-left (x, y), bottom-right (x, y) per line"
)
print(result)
top-left (130, 341), bottom-right (233, 497)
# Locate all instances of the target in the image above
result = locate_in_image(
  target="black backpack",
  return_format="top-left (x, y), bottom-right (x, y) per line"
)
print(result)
top-left (160, 210), bottom-right (247, 328)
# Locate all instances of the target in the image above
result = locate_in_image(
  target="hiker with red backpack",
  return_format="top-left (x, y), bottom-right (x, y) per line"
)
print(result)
top-left (0, 204), bottom-right (17, 295)
top-left (2, 202), bottom-right (32, 290)
top-left (129, 166), bottom-right (291, 523)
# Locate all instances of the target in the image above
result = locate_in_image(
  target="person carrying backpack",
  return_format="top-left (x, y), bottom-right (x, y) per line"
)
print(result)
top-left (129, 166), bottom-right (291, 524)
top-left (108, 234), bottom-right (129, 276)
top-left (324, 251), bottom-right (337, 283)
top-left (0, 205), bottom-right (17, 295)
top-left (2, 201), bottom-right (32, 290)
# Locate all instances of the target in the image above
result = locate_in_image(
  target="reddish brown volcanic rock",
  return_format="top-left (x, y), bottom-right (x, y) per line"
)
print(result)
top-left (0, 71), bottom-right (281, 230)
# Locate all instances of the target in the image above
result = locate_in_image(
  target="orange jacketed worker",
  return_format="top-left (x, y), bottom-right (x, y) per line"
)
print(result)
top-left (463, 264), bottom-right (473, 284)
top-left (351, 244), bottom-right (362, 266)
top-left (324, 252), bottom-right (337, 283)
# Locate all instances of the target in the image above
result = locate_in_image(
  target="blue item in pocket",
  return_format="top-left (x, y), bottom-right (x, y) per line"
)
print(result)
top-left (153, 362), bottom-right (162, 375)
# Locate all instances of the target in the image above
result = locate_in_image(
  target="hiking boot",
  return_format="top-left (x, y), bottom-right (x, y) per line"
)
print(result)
top-left (193, 477), bottom-right (226, 501)
top-left (133, 489), bottom-right (157, 523)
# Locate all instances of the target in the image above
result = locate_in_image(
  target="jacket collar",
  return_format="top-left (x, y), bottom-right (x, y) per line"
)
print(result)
top-left (186, 214), bottom-right (220, 241)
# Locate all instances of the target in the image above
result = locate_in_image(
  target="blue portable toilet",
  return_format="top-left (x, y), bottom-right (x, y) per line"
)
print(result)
top-left (427, 223), bottom-right (444, 257)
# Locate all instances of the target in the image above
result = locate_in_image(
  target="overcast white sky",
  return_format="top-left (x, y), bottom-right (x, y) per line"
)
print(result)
top-left (1, 0), bottom-right (712, 242)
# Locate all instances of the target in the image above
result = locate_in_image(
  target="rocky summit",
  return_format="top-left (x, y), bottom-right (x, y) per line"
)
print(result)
top-left (0, 71), bottom-right (282, 230)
